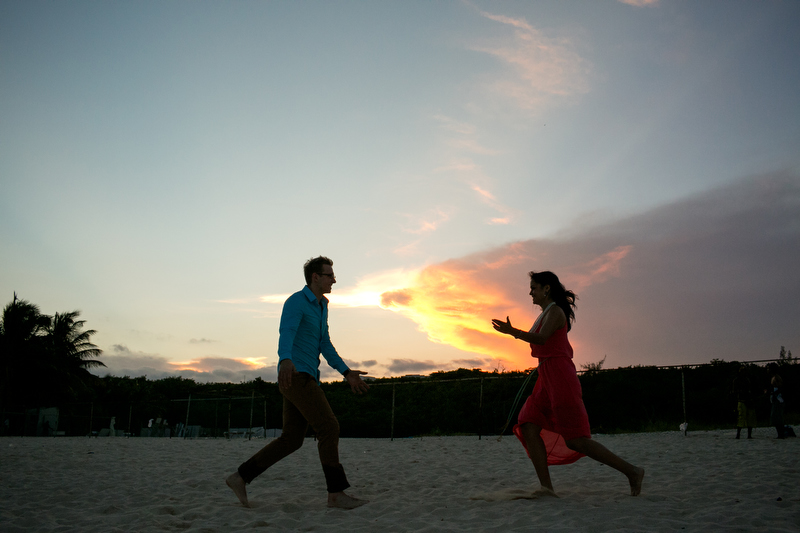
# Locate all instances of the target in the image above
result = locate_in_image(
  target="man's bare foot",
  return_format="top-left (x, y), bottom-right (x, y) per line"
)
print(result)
top-left (226, 472), bottom-right (249, 507)
top-left (533, 486), bottom-right (559, 498)
top-left (327, 491), bottom-right (368, 509)
top-left (628, 467), bottom-right (645, 496)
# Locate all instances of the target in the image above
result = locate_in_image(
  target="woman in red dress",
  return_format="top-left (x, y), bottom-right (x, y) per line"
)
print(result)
top-left (492, 271), bottom-right (644, 497)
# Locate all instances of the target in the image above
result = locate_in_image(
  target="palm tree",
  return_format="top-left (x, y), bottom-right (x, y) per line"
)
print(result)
top-left (0, 294), bottom-right (51, 407)
top-left (44, 311), bottom-right (105, 398)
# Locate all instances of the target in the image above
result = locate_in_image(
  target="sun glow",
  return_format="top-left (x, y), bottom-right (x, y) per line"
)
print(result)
top-left (254, 245), bottom-right (632, 371)
top-left (379, 263), bottom-right (533, 368)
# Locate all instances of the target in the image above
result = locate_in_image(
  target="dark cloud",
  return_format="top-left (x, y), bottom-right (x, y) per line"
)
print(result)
top-left (387, 359), bottom-right (441, 374)
top-left (352, 359), bottom-right (378, 368)
top-left (451, 358), bottom-right (493, 369)
top-left (564, 171), bottom-right (800, 367)
top-left (468, 171), bottom-right (800, 368)
top-left (93, 345), bottom-right (277, 383)
top-left (189, 338), bottom-right (218, 344)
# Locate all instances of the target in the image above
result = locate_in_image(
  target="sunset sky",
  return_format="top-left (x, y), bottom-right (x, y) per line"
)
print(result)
top-left (2, 1), bottom-right (799, 382)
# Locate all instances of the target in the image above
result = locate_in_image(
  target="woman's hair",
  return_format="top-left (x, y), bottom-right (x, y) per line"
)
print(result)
top-left (529, 271), bottom-right (577, 331)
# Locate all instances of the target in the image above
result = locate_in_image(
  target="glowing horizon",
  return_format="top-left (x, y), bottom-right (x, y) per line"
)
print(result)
top-left (3, 1), bottom-right (798, 383)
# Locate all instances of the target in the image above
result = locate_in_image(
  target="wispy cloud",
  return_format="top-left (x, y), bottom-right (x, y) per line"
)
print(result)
top-left (618, 0), bottom-right (658, 7)
top-left (259, 294), bottom-right (291, 304)
top-left (471, 9), bottom-right (590, 112)
top-left (471, 185), bottom-right (516, 224)
top-left (433, 114), bottom-right (500, 155)
top-left (402, 208), bottom-right (452, 235)
top-left (472, 185), bottom-right (496, 201)
top-left (393, 239), bottom-right (423, 257)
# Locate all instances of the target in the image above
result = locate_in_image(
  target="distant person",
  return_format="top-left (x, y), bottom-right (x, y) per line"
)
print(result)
top-left (766, 364), bottom-right (785, 439)
top-left (109, 416), bottom-right (116, 437)
top-left (226, 256), bottom-right (370, 509)
top-left (732, 367), bottom-right (756, 439)
top-left (492, 270), bottom-right (644, 497)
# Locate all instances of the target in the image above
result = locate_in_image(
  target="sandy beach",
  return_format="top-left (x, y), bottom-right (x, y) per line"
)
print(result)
top-left (1, 429), bottom-right (798, 532)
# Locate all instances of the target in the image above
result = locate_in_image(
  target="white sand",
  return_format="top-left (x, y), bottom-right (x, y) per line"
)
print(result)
top-left (2, 429), bottom-right (798, 532)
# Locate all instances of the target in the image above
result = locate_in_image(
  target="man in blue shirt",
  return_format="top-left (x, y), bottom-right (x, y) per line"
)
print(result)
top-left (226, 256), bottom-right (370, 509)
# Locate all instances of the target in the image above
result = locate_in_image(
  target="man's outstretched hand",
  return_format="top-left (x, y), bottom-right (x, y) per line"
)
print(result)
top-left (345, 370), bottom-right (370, 394)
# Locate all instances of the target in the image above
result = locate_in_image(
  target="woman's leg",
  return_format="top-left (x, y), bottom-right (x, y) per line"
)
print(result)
top-left (564, 437), bottom-right (645, 496)
top-left (518, 423), bottom-right (555, 493)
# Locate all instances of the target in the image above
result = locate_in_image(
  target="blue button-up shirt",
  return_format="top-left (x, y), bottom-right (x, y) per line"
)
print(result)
top-left (277, 286), bottom-right (349, 383)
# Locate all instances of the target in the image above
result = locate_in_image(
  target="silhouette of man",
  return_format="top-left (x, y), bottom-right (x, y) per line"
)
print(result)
top-left (226, 256), bottom-right (370, 508)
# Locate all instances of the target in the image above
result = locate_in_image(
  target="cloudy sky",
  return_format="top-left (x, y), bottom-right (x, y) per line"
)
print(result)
top-left (2, 0), bottom-right (798, 382)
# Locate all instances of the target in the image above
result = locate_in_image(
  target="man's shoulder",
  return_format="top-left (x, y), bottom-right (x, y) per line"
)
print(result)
top-left (285, 287), bottom-right (315, 306)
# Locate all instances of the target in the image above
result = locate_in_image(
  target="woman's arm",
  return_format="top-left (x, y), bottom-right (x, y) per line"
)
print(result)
top-left (492, 306), bottom-right (566, 345)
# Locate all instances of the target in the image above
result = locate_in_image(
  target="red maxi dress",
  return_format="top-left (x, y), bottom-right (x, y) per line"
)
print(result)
top-left (513, 320), bottom-right (591, 465)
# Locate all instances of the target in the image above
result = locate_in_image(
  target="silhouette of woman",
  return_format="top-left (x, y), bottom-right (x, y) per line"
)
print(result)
top-left (492, 271), bottom-right (644, 496)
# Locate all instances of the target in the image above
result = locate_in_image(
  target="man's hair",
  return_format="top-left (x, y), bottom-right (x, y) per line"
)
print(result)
top-left (304, 256), bottom-right (333, 285)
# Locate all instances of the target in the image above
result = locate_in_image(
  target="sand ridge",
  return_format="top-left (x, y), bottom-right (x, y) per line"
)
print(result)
top-left (1, 429), bottom-right (798, 532)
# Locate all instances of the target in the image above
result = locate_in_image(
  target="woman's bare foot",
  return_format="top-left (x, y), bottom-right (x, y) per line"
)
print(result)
top-left (327, 491), bottom-right (368, 509)
top-left (628, 467), bottom-right (645, 496)
top-left (533, 486), bottom-right (559, 498)
top-left (226, 472), bottom-right (249, 507)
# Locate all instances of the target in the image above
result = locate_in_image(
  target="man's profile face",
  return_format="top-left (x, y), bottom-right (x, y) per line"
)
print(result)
top-left (314, 265), bottom-right (336, 294)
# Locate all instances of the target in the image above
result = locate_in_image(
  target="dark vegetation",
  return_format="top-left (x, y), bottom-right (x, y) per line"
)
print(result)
top-left (2, 296), bottom-right (797, 437)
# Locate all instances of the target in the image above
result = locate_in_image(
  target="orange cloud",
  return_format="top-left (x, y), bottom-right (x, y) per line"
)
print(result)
top-left (378, 242), bottom-right (632, 370)
top-left (380, 263), bottom-right (528, 367)
top-left (168, 357), bottom-right (263, 373)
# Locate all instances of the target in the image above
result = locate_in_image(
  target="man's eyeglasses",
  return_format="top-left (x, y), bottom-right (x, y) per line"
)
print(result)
top-left (318, 273), bottom-right (336, 280)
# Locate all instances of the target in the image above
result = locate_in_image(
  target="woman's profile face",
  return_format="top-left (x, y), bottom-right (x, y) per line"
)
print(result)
top-left (529, 281), bottom-right (549, 306)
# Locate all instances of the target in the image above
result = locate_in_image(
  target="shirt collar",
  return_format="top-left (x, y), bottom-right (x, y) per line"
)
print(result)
top-left (302, 285), bottom-right (328, 305)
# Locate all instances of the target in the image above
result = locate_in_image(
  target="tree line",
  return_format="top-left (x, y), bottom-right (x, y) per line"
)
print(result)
top-left (4, 363), bottom-right (797, 438)
top-left (2, 296), bottom-right (796, 437)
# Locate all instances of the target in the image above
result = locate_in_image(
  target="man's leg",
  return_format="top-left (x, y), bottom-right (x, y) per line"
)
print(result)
top-left (239, 394), bottom-right (309, 480)
top-left (226, 384), bottom-right (309, 506)
top-left (281, 375), bottom-right (348, 490)
top-left (281, 374), bottom-right (366, 508)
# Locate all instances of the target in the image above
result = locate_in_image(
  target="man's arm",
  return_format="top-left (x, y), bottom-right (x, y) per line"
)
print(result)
top-left (277, 295), bottom-right (303, 390)
top-left (319, 312), bottom-right (349, 374)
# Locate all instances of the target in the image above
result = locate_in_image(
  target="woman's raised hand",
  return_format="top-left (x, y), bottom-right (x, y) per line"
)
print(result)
top-left (491, 316), bottom-right (514, 336)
